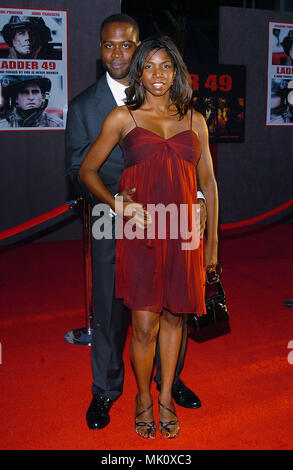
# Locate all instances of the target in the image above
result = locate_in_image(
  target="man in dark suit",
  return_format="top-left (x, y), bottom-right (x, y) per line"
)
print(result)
top-left (65, 13), bottom-right (203, 431)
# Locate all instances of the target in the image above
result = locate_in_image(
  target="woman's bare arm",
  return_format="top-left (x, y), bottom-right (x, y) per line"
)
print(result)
top-left (79, 107), bottom-right (149, 230)
top-left (193, 111), bottom-right (219, 270)
top-left (79, 107), bottom-right (124, 209)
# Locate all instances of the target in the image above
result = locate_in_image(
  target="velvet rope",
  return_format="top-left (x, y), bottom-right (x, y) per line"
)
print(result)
top-left (0, 200), bottom-right (79, 241)
top-left (0, 197), bottom-right (292, 241)
top-left (219, 197), bottom-right (293, 230)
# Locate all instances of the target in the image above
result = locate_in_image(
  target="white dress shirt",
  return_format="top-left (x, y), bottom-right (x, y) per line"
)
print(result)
top-left (106, 71), bottom-right (127, 106)
top-left (106, 71), bottom-right (205, 201)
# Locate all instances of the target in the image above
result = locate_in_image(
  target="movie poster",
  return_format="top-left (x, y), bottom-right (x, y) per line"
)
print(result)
top-left (0, 6), bottom-right (68, 130)
top-left (267, 21), bottom-right (293, 126)
top-left (190, 64), bottom-right (246, 143)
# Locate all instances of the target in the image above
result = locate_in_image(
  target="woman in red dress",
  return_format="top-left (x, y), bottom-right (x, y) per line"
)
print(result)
top-left (79, 36), bottom-right (218, 440)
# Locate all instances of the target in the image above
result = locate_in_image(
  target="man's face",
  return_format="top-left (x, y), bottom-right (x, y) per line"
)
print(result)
top-left (100, 22), bottom-right (139, 85)
top-left (12, 28), bottom-right (39, 56)
top-left (15, 83), bottom-right (43, 110)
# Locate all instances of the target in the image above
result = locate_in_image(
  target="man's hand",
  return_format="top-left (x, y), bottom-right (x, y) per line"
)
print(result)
top-left (198, 198), bottom-right (207, 238)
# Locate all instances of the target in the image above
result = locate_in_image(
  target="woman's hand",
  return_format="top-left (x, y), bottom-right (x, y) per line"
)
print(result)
top-left (115, 188), bottom-right (151, 230)
top-left (205, 243), bottom-right (218, 272)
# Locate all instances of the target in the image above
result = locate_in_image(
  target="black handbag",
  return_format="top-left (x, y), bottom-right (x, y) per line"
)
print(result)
top-left (188, 265), bottom-right (230, 339)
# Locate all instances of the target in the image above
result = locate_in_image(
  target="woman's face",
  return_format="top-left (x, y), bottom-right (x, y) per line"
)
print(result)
top-left (141, 48), bottom-right (176, 96)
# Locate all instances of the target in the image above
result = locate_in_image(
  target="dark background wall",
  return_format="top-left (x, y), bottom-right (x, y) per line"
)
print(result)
top-left (218, 6), bottom-right (293, 224)
top-left (0, 0), bottom-right (120, 245)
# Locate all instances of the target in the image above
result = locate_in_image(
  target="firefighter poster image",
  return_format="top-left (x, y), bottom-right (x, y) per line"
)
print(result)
top-left (0, 6), bottom-right (67, 130)
top-left (267, 21), bottom-right (293, 126)
top-left (191, 64), bottom-right (246, 143)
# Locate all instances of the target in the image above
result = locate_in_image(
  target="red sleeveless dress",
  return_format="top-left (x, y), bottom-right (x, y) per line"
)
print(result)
top-left (115, 110), bottom-right (206, 315)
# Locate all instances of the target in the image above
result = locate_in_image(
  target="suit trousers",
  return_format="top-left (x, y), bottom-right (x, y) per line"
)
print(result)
top-left (90, 211), bottom-right (129, 401)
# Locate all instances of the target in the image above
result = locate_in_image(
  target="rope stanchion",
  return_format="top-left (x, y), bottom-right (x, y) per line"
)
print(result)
top-left (64, 198), bottom-right (93, 346)
top-left (219, 197), bottom-right (293, 230)
top-left (0, 196), bottom-right (92, 346)
top-left (0, 195), bottom-right (93, 346)
top-left (0, 199), bottom-right (80, 241)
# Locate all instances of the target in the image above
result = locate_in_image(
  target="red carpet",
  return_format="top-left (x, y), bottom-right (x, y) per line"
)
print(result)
top-left (0, 223), bottom-right (293, 450)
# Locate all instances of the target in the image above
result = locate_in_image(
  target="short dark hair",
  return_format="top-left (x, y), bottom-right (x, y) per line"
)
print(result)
top-left (125, 36), bottom-right (193, 119)
top-left (100, 13), bottom-right (139, 42)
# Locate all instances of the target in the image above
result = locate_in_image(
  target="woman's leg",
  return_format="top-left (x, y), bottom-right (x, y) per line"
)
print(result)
top-left (158, 309), bottom-right (182, 438)
top-left (131, 309), bottom-right (160, 438)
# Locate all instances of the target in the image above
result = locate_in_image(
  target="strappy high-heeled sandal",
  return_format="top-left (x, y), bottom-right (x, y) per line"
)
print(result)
top-left (158, 400), bottom-right (180, 439)
top-left (135, 403), bottom-right (156, 439)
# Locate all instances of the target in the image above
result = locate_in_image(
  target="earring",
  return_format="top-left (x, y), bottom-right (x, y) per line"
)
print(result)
top-left (139, 80), bottom-right (143, 87)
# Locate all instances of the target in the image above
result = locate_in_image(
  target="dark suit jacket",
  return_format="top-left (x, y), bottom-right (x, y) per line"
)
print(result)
top-left (65, 73), bottom-right (124, 203)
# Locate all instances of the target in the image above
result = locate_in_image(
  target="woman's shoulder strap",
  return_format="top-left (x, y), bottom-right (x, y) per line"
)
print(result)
top-left (127, 107), bottom-right (138, 127)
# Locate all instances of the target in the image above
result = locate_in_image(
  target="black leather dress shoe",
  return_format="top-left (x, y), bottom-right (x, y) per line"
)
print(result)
top-left (156, 379), bottom-right (202, 409)
top-left (86, 395), bottom-right (112, 430)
